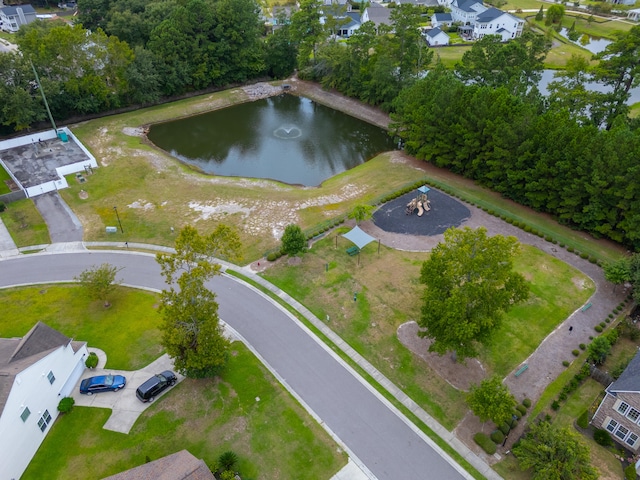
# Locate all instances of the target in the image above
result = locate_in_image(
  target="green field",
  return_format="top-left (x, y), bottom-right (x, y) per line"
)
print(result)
top-left (0, 198), bottom-right (50, 248)
top-left (262, 233), bottom-right (593, 429)
top-left (0, 285), bottom-right (345, 479)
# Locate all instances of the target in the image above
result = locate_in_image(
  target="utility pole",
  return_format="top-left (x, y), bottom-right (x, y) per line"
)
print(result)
top-left (113, 206), bottom-right (124, 233)
top-left (30, 60), bottom-right (57, 133)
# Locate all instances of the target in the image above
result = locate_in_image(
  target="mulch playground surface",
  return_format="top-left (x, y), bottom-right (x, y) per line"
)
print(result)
top-left (372, 188), bottom-right (471, 236)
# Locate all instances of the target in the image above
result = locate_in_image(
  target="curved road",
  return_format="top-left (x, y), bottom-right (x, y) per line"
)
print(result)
top-left (0, 250), bottom-right (470, 480)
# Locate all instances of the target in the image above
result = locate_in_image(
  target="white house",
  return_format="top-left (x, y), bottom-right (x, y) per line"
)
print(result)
top-left (0, 322), bottom-right (88, 480)
top-left (425, 27), bottom-right (450, 46)
top-left (0, 4), bottom-right (36, 33)
top-left (431, 12), bottom-right (453, 28)
top-left (472, 7), bottom-right (523, 40)
top-left (450, 0), bottom-right (487, 25)
top-left (361, 2), bottom-right (392, 31)
top-left (628, 8), bottom-right (640, 21)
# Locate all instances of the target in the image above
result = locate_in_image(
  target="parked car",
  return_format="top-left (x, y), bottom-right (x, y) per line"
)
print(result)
top-left (136, 370), bottom-right (177, 402)
top-left (79, 374), bottom-right (126, 395)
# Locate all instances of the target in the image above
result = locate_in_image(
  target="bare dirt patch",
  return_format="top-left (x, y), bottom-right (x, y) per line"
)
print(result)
top-left (397, 321), bottom-right (486, 391)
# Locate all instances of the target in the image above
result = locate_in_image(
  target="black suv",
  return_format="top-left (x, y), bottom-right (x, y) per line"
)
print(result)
top-left (136, 370), bottom-right (177, 402)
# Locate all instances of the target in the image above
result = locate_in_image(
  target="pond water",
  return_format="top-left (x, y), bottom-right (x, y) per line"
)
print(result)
top-left (147, 94), bottom-right (396, 186)
top-left (538, 70), bottom-right (640, 105)
top-left (558, 27), bottom-right (611, 55)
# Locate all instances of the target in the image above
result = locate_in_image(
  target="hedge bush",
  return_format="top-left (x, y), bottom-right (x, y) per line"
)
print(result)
top-left (625, 464), bottom-right (637, 480)
top-left (513, 409), bottom-right (522, 419)
top-left (580, 252), bottom-right (589, 259)
top-left (572, 349), bottom-right (580, 356)
top-left (57, 396), bottom-right (75, 414)
top-left (474, 433), bottom-right (497, 454)
top-left (85, 352), bottom-right (99, 369)
top-left (499, 423), bottom-right (511, 435)
top-left (516, 404), bottom-right (527, 415)
top-left (522, 398), bottom-right (531, 408)
top-left (594, 429), bottom-right (613, 447)
top-left (490, 430), bottom-right (505, 444)
top-left (594, 325), bottom-right (603, 333)
top-left (562, 360), bottom-right (570, 367)
top-left (567, 246), bottom-right (574, 253)
top-left (551, 401), bottom-right (560, 410)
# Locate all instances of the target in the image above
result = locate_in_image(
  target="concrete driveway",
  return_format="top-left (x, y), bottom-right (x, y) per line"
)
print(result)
top-left (71, 350), bottom-right (183, 434)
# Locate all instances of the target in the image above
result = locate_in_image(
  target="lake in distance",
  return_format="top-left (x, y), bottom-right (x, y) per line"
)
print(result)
top-left (147, 94), bottom-right (396, 186)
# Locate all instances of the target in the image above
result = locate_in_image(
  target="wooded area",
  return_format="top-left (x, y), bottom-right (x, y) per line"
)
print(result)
top-left (1, 0), bottom-right (639, 248)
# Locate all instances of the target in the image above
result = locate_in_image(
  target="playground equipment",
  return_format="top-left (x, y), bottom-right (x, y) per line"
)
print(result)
top-left (405, 186), bottom-right (431, 216)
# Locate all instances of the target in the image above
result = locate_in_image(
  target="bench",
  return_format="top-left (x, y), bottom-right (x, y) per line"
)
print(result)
top-left (515, 364), bottom-right (529, 377)
top-left (581, 302), bottom-right (593, 312)
top-left (346, 246), bottom-right (359, 256)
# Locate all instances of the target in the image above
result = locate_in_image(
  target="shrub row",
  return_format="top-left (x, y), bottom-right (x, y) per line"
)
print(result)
top-left (474, 432), bottom-right (497, 454)
top-left (555, 363), bottom-right (590, 406)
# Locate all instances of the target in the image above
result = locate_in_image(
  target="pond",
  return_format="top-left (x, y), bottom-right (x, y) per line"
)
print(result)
top-left (558, 27), bottom-right (611, 55)
top-left (147, 94), bottom-right (396, 186)
top-left (538, 70), bottom-right (640, 105)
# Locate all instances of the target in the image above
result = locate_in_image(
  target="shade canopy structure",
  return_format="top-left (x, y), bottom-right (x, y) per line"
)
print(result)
top-left (342, 226), bottom-right (376, 250)
top-left (418, 185), bottom-right (430, 194)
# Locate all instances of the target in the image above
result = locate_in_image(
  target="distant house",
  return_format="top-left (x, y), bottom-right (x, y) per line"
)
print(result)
top-left (425, 27), bottom-right (450, 46)
top-left (608, 0), bottom-right (635, 5)
top-left (472, 7), bottom-right (523, 40)
top-left (431, 12), bottom-right (453, 28)
top-left (396, 0), bottom-right (439, 7)
top-left (592, 350), bottom-right (640, 454)
top-left (450, 0), bottom-right (487, 25)
top-left (269, 5), bottom-right (295, 29)
top-left (628, 8), bottom-right (640, 21)
top-left (361, 2), bottom-right (392, 31)
top-left (103, 450), bottom-right (215, 480)
top-left (337, 12), bottom-right (361, 37)
top-left (323, 0), bottom-right (352, 12)
top-left (0, 322), bottom-right (88, 480)
top-left (0, 4), bottom-right (37, 33)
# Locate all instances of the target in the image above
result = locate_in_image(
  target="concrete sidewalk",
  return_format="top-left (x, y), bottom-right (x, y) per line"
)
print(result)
top-left (0, 217), bottom-right (18, 257)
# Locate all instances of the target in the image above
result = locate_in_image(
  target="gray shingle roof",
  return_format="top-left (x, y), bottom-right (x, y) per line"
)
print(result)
top-left (476, 7), bottom-right (507, 22)
top-left (0, 322), bottom-right (78, 417)
top-left (364, 3), bottom-right (391, 26)
top-left (433, 12), bottom-right (453, 21)
top-left (426, 27), bottom-right (445, 37)
top-left (609, 350), bottom-right (640, 393)
top-left (102, 450), bottom-right (215, 480)
top-left (454, 0), bottom-right (484, 12)
top-left (0, 4), bottom-right (36, 16)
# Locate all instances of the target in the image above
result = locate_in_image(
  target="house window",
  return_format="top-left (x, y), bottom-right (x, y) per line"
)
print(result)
top-left (628, 408), bottom-right (640, 422)
top-left (606, 419), bottom-right (618, 432)
top-left (627, 432), bottom-right (639, 447)
top-left (20, 407), bottom-right (31, 422)
top-left (618, 402), bottom-right (630, 415)
top-left (37, 410), bottom-right (52, 432)
top-left (47, 371), bottom-right (55, 385)
top-left (616, 424), bottom-right (630, 440)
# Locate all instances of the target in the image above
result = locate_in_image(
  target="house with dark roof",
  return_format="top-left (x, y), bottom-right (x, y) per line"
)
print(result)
top-left (361, 2), bottom-right (392, 31)
top-left (0, 4), bottom-right (36, 33)
top-left (0, 322), bottom-right (88, 480)
top-left (592, 349), bottom-right (640, 453)
top-left (102, 450), bottom-right (215, 480)
top-left (431, 12), bottom-right (453, 28)
top-left (425, 26), bottom-right (450, 46)
top-left (450, 0), bottom-right (487, 25)
top-left (472, 7), bottom-right (523, 40)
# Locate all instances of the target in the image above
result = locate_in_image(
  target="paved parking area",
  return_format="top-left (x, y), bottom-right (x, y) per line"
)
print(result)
top-left (72, 351), bottom-right (183, 434)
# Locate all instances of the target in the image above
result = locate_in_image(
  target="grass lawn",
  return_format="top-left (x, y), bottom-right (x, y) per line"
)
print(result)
top-left (560, 14), bottom-right (634, 39)
top-left (0, 198), bottom-right (50, 248)
top-left (23, 342), bottom-right (346, 479)
top-left (430, 45), bottom-right (472, 68)
top-left (261, 230), bottom-right (592, 428)
top-left (630, 102), bottom-right (640, 118)
top-left (0, 285), bottom-right (163, 370)
top-left (0, 165), bottom-right (11, 195)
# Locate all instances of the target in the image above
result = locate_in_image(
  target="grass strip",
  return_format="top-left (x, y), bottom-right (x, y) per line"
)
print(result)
top-left (0, 198), bottom-right (50, 247)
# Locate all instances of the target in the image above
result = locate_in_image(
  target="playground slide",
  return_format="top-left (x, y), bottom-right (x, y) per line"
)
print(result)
top-left (417, 201), bottom-right (424, 216)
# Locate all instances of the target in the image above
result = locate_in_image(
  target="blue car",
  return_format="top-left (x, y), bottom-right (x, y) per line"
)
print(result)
top-left (79, 374), bottom-right (126, 395)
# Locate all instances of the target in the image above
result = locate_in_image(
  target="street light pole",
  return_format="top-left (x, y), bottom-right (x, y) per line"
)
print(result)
top-left (113, 206), bottom-right (124, 233)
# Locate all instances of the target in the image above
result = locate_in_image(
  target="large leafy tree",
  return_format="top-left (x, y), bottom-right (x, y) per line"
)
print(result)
top-left (467, 376), bottom-right (517, 426)
top-left (156, 225), bottom-right (241, 378)
top-left (513, 421), bottom-right (598, 480)
top-left (0, 53), bottom-right (44, 131)
top-left (290, 0), bottom-right (324, 69)
top-left (455, 32), bottom-right (550, 96)
top-left (418, 227), bottom-right (529, 360)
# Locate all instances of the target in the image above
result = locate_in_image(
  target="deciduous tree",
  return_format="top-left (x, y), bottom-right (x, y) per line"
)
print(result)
top-left (74, 263), bottom-right (122, 307)
top-left (467, 376), bottom-right (517, 426)
top-left (418, 227), bottom-right (529, 360)
top-left (156, 225), bottom-right (241, 378)
top-left (281, 224), bottom-right (306, 256)
top-left (513, 421), bottom-right (598, 480)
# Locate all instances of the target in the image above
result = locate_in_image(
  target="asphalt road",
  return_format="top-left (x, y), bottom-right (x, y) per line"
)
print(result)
top-left (0, 251), bottom-right (470, 480)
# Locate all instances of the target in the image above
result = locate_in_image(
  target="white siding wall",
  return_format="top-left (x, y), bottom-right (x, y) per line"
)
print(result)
top-left (0, 343), bottom-right (88, 480)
